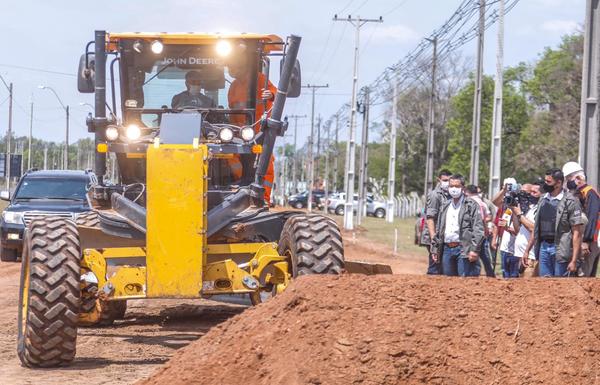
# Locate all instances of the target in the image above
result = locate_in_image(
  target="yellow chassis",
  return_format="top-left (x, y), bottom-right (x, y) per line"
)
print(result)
top-left (78, 143), bottom-right (291, 324)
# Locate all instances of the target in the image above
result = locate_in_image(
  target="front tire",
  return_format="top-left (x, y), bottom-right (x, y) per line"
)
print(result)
top-left (335, 205), bottom-right (344, 216)
top-left (374, 208), bottom-right (386, 218)
top-left (17, 217), bottom-right (81, 367)
top-left (278, 214), bottom-right (344, 276)
top-left (293, 202), bottom-right (304, 209)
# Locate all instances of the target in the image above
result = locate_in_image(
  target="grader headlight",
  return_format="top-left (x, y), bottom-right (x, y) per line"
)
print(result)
top-left (218, 127), bottom-right (234, 142)
top-left (105, 126), bottom-right (119, 141)
top-left (125, 124), bottom-right (142, 141)
top-left (240, 126), bottom-right (255, 142)
top-left (215, 40), bottom-right (232, 57)
top-left (150, 40), bottom-right (164, 54)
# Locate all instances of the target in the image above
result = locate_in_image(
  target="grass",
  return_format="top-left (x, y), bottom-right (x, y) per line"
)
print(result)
top-left (328, 214), bottom-right (426, 257)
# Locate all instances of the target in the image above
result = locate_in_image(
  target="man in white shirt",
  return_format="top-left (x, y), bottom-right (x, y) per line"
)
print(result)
top-left (513, 183), bottom-right (542, 277)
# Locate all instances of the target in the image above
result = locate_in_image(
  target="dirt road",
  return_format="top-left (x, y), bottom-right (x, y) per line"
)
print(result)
top-left (0, 233), bottom-right (423, 385)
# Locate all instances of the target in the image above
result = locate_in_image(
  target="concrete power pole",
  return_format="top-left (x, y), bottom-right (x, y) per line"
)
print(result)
top-left (333, 114), bottom-right (340, 192)
top-left (334, 14), bottom-right (383, 230)
top-left (302, 84), bottom-right (328, 212)
top-left (470, 0), bottom-right (485, 186)
top-left (489, 0), bottom-right (505, 196)
top-left (387, 81), bottom-right (398, 223)
top-left (357, 88), bottom-right (370, 225)
top-left (287, 114), bottom-right (306, 193)
top-left (323, 119), bottom-right (331, 213)
top-left (424, 37), bottom-right (438, 195)
top-left (28, 97), bottom-right (33, 170)
top-left (0, 76), bottom-right (13, 190)
top-left (580, 0), bottom-right (600, 188)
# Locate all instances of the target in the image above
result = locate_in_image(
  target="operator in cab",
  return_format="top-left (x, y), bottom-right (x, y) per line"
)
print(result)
top-left (226, 61), bottom-right (277, 203)
top-left (171, 71), bottom-right (216, 109)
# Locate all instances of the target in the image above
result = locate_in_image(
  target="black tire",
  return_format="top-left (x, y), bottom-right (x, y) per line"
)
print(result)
top-left (374, 208), bottom-right (386, 218)
top-left (278, 214), bottom-right (345, 276)
top-left (0, 246), bottom-right (18, 262)
top-left (293, 201), bottom-right (304, 209)
top-left (335, 205), bottom-right (344, 216)
top-left (17, 217), bottom-right (81, 368)
top-left (75, 211), bottom-right (99, 227)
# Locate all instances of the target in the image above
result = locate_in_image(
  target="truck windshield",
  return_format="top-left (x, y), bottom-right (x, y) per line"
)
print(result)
top-left (15, 179), bottom-right (88, 201)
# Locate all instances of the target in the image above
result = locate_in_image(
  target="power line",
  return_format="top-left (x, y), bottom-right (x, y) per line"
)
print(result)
top-left (0, 63), bottom-right (76, 77)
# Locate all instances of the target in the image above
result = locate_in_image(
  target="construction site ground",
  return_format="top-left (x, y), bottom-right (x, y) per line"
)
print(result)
top-left (0, 215), bottom-right (425, 385)
top-left (1, 213), bottom-right (598, 384)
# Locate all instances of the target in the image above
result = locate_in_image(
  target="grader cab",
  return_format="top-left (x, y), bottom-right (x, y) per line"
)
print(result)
top-left (16, 31), bottom-right (388, 368)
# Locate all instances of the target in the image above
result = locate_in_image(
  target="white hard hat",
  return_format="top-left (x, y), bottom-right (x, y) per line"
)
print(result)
top-left (503, 177), bottom-right (517, 186)
top-left (562, 161), bottom-right (583, 177)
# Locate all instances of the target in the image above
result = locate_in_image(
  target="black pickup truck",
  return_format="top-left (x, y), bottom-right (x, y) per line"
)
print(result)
top-left (0, 169), bottom-right (94, 262)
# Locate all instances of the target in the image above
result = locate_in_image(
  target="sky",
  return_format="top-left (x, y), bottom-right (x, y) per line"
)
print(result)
top-left (0, 0), bottom-right (586, 146)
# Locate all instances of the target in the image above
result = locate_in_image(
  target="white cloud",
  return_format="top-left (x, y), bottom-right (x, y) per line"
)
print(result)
top-left (541, 19), bottom-right (579, 34)
top-left (370, 24), bottom-right (420, 44)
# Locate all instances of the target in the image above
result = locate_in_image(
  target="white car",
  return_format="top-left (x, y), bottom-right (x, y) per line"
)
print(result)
top-left (327, 193), bottom-right (387, 218)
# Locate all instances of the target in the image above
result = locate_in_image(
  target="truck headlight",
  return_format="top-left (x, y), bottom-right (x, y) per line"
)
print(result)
top-left (105, 126), bottom-right (119, 141)
top-left (2, 211), bottom-right (23, 224)
top-left (240, 127), bottom-right (255, 142)
top-left (216, 40), bottom-right (232, 57)
top-left (126, 124), bottom-right (141, 140)
top-left (219, 127), bottom-right (234, 142)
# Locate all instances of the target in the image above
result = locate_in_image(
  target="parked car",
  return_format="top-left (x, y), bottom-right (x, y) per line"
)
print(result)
top-left (0, 169), bottom-right (94, 262)
top-left (287, 190), bottom-right (325, 209)
top-left (327, 193), bottom-right (387, 218)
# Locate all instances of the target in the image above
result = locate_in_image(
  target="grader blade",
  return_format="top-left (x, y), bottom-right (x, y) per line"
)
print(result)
top-left (344, 261), bottom-right (393, 275)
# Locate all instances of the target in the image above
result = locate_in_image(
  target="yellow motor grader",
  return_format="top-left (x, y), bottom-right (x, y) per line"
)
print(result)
top-left (16, 30), bottom-right (390, 368)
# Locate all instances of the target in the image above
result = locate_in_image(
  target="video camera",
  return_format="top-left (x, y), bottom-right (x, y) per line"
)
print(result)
top-left (503, 183), bottom-right (530, 212)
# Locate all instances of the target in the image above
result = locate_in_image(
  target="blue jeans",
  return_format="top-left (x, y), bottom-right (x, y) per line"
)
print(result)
top-left (480, 238), bottom-right (496, 277)
top-left (501, 251), bottom-right (520, 278)
top-left (427, 246), bottom-right (443, 275)
top-left (458, 257), bottom-right (481, 277)
top-left (539, 241), bottom-right (556, 277)
top-left (442, 245), bottom-right (461, 276)
top-left (555, 260), bottom-right (579, 277)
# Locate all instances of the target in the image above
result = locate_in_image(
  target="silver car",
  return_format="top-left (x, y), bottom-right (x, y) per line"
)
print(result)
top-left (327, 193), bottom-right (387, 218)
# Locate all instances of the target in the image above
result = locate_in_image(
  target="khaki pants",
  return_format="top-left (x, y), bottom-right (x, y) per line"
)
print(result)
top-left (580, 242), bottom-right (600, 277)
top-left (521, 259), bottom-right (539, 278)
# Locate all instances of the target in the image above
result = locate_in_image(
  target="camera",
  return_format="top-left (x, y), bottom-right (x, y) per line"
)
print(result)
top-left (503, 183), bottom-right (530, 212)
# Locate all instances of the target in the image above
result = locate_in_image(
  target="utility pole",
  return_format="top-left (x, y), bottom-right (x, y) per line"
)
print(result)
top-left (580, 0), bottom-right (600, 188)
top-left (470, 0), bottom-right (485, 186)
top-left (333, 114), bottom-right (340, 192)
top-left (387, 81), bottom-right (398, 223)
top-left (0, 76), bottom-right (13, 190)
top-left (357, 88), bottom-right (370, 225)
top-left (316, 115), bottom-right (322, 175)
top-left (334, 14), bottom-right (383, 230)
top-left (28, 97), bottom-right (33, 170)
top-left (43, 146), bottom-right (48, 170)
top-left (489, 0), bottom-right (504, 196)
top-left (287, 114), bottom-right (306, 193)
top-left (424, 36), bottom-right (438, 195)
top-left (302, 83), bottom-right (328, 212)
top-left (323, 119), bottom-right (331, 213)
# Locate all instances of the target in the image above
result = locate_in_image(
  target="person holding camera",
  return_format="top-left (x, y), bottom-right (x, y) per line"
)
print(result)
top-left (524, 168), bottom-right (584, 277)
top-left (422, 169), bottom-right (452, 275)
top-left (563, 161), bottom-right (600, 277)
top-left (431, 174), bottom-right (484, 277)
top-left (491, 178), bottom-right (521, 278)
top-left (514, 183), bottom-right (542, 277)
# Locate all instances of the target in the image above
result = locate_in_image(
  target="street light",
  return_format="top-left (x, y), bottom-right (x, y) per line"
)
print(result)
top-left (39, 85), bottom-right (69, 169)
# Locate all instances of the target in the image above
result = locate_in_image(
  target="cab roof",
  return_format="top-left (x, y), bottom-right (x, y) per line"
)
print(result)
top-left (107, 32), bottom-right (284, 50)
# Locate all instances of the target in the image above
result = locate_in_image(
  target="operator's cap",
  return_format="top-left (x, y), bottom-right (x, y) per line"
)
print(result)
top-left (503, 177), bottom-right (517, 186)
top-left (562, 161), bottom-right (584, 177)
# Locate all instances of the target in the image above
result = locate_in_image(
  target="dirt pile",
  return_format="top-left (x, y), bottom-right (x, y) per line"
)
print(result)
top-left (141, 275), bottom-right (600, 385)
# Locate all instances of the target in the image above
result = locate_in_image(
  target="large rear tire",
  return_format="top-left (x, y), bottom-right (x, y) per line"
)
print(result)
top-left (17, 217), bottom-right (81, 367)
top-left (278, 214), bottom-right (344, 276)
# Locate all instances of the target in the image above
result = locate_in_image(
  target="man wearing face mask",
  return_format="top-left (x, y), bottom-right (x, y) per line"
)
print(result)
top-left (526, 168), bottom-right (584, 277)
top-left (172, 71), bottom-right (216, 109)
top-left (562, 161), bottom-right (600, 277)
top-left (431, 174), bottom-right (485, 277)
top-left (514, 183), bottom-right (542, 277)
top-left (421, 169), bottom-right (452, 275)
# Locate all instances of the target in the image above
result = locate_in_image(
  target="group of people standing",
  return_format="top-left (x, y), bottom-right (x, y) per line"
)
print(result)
top-left (420, 162), bottom-right (600, 278)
